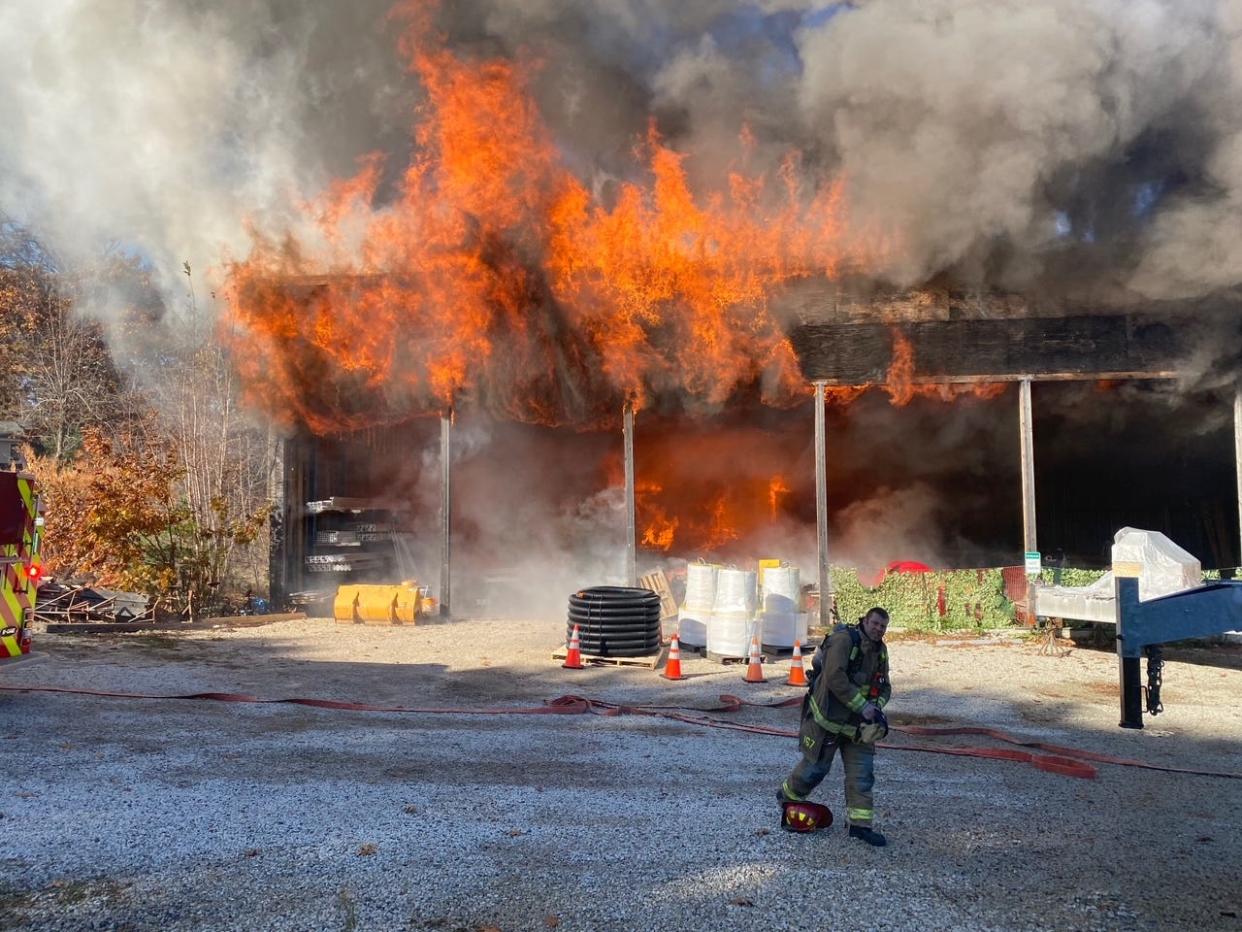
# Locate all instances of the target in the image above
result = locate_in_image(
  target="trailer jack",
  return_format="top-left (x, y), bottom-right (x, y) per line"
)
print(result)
top-left (1116, 573), bottom-right (1242, 728)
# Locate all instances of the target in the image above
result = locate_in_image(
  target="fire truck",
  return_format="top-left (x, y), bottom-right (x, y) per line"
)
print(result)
top-left (0, 471), bottom-right (41, 665)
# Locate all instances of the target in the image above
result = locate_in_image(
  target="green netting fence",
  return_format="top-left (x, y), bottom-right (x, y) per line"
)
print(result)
top-left (829, 566), bottom-right (1016, 631)
top-left (822, 563), bottom-right (1238, 632)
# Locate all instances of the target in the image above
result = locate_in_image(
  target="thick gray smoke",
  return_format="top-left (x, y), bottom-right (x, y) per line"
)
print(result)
top-left (450, 0), bottom-right (1242, 300)
top-left (4, 0), bottom-right (1242, 317)
top-left (1130, 1), bottom-right (1242, 298)
top-left (0, 0), bottom-right (408, 322)
top-left (796, 0), bottom-right (1221, 293)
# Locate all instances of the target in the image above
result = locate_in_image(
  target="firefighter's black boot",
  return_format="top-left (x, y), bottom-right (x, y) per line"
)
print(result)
top-left (777, 781), bottom-right (802, 805)
top-left (848, 825), bottom-right (887, 847)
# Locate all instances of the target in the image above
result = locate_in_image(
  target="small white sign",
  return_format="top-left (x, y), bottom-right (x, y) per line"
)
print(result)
top-left (1024, 551), bottom-right (1041, 576)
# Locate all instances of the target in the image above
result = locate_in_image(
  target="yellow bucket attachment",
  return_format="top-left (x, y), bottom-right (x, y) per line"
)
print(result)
top-left (334, 582), bottom-right (424, 625)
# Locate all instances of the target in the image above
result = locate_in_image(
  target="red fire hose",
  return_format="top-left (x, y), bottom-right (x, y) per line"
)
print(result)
top-left (2, 685), bottom-right (1238, 781)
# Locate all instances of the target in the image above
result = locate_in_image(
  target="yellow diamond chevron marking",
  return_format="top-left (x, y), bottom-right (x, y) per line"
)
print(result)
top-left (16, 478), bottom-right (33, 514)
top-left (0, 586), bottom-right (20, 628)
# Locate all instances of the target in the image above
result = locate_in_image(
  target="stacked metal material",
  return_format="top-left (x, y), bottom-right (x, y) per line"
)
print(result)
top-left (305, 552), bottom-right (386, 573)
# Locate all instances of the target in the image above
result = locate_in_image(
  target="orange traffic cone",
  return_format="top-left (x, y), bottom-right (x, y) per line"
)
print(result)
top-left (743, 633), bottom-right (766, 684)
top-left (786, 640), bottom-right (808, 687)
top-left (562, 624), bottom-right (585, 670)
top-left (662, 634), bottom-right (684, 681)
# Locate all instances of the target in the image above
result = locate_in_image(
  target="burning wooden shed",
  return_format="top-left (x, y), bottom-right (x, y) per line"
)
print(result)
top-left (209, 23), bottom-right (1242, 616)
top-left (264, 280), bottom-right (1242, 624)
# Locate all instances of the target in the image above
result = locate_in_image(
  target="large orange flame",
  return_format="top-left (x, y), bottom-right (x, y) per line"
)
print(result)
top-left (637, 479), bottom-right (678, 551)
top-left (618, 424), bottom-right (811, 556)
top-left (884, 330), bottom-right (917, 406)
top-left (881, 329), bottom-right (1006, 406)
top-left (768, 475), bottom-right (790, 520)
top-left (222, 4), bottom-right (887, 433)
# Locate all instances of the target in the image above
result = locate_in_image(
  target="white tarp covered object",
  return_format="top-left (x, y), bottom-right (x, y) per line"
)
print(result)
top-left (1111, 526), bottom-right (1202, 598)
top-left (1034, 571), bottom-right (1118, 623)
top-left (1034, 528), bottom-right (1203, 624)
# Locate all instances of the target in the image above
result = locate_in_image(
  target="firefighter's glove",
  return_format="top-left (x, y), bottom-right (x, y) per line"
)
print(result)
top-left (860, 702), bottom-right (880, 722)
top-left (858, 710), bottom-right (889, 744)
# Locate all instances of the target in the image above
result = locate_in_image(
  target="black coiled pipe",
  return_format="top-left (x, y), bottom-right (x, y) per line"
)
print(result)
top-left (566, 586), bottom-right (662, 657)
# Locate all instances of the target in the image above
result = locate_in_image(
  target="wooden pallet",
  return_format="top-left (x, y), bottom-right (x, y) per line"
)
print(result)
top-left (683, 646), bottom-right (815, 665)
top-left (762, 640), bottom-right (822, 657)
top-left (681, 642), bottom-right (772, 662)
top-left (638, 570), bottom-right (679, 620)
top-left (552, 641), bottom-right (669, 670)
top-left (706, 651), bottom-right (769, 665)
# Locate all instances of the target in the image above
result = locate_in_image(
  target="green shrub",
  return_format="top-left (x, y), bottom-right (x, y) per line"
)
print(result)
top-left (831, 566), bottom-right (1014, 631)
top-left (1037, 567), bottom-right (1108, 587)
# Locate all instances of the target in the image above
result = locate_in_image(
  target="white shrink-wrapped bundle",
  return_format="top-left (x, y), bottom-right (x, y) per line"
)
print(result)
top-left (708, 611), bottom-right (753, 657)
top-left (708, 568), bottom-right (758, 656)
top-left (678, 608), bottom-right (711, 647)
top-left (713, 568), bottom-right (751, 614)
top-left (743, 571), bottom-right (759, 615)
top-left (683, 562), bottom-right (719, 611)
top-left (678, 562), bottom-right (721, 647)
top-left (762, 566), bottom-right (801, 614)
top-left (762, 611), bottom-right (808, 649)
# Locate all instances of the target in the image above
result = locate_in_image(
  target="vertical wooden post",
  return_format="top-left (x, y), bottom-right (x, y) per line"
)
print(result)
top-left (814, 381), bottom-right (831, 627)
top-left (440, 411), bottom-right (452, 618)
top-left (1234, 387), bottom-right (1242, 565)
top-left (1019, 378), bottom-right (1037, 555)
top-left (268, 429), bottom-right (288, 607)
top-left (624, 402), bottom-right (637, 587)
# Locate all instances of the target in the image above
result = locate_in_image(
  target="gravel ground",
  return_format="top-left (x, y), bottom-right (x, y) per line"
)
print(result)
top-left (0, 616), bottom-right (1239, 931)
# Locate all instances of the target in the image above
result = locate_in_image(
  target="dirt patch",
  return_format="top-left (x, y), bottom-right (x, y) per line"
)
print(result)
top-left (887, 711), bottom-right (955, 726)
top-left (0, 877), bottom-right (130, 923)
top-left (940, 638), bottom-right (1023, 649)
top-left (883, 630), bottom-right (942, 642)
top-left (1164, 644), bottom-right (1242, 671)
top-left (1086, 681), bottom-right (1120, 696)
top-left (118, 634), bottom-right (198, 652)
top-left (886, 630), bottom-right (1026, 647)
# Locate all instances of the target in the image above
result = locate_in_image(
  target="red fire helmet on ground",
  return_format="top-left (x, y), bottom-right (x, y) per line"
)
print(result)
top-left (780, 801), bottom-right (833, 833)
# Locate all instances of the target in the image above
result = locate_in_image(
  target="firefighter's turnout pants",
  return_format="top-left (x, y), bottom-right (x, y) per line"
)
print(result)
top-left (780, 626), bottom-right (889, 828)
top-left (782, 735), bottom-right (876, 827)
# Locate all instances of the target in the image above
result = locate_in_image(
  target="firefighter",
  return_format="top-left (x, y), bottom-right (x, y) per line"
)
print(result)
top-left (778, 606), bottom-right (892, 846)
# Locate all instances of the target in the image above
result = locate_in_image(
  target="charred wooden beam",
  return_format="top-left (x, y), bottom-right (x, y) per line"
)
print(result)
top-left (789, 315), bottom-right (1187, 384)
